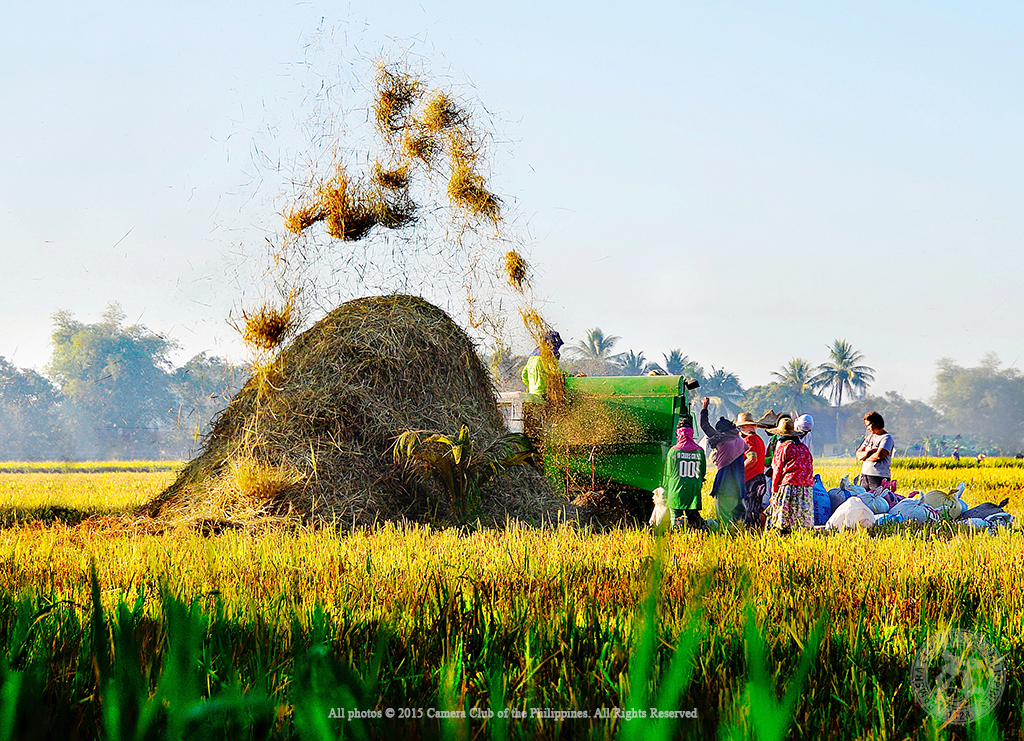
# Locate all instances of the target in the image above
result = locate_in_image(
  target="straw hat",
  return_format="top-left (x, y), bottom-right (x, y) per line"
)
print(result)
top-left (735, 412), bottom-right (758, 428)
top-left (756, 409), bottom-right (786, 428)
top-left (765, 417), bottom-right (800, 437)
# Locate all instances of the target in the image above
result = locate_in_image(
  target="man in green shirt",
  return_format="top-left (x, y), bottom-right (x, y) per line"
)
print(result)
top-left (521, 331), bottom-right (563, 396)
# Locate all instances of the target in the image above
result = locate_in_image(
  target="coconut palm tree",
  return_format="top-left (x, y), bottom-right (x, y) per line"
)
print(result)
top-left (617, 350), bottom-right (648, 376)
top-left (652, 349), bottom-right (706, 384)
top-left (568, 328), bottom-right (621, 362)
top-left (700, 367), bottom-right (745, 420)
top-left (771, 358), bottom-right (827, 414)
top-left (812, 340), bottom-right (875, 407)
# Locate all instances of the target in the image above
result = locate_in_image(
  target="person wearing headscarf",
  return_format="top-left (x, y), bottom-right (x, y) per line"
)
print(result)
top-left (795, 413), bottom-right (814, 456)
top-left (699, 397), bottom-right (746, 525)
top-left (663, 418), bottom-right (707, 529)
top-left (521, 330), bottom-right (564, 396)
top-left (765, 416), bottom-right (814, 532)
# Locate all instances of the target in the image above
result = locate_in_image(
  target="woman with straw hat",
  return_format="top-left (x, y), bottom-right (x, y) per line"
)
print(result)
top-left (765, 416), bottom-right (814, 532)
top-left (735, 411), bottom-right (767, 528)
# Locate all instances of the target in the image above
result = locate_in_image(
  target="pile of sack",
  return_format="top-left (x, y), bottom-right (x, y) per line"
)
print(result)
top-left (811, 475), bottom-right (1013, 532)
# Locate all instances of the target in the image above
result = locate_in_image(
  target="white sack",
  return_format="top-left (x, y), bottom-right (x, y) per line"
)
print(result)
top-left (826, 497), bottom-right (875, 530)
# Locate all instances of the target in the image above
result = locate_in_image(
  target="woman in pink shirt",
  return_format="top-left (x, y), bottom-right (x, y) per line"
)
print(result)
top-left (765, 416), bottom-right (814, 531)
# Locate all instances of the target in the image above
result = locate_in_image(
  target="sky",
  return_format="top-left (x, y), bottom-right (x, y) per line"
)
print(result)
top-left (2, 1), bottom-right (1022, 403)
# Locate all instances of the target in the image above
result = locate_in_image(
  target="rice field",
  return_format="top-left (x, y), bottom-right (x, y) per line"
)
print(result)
top-left (0, 459), bottom-right (1020, 739)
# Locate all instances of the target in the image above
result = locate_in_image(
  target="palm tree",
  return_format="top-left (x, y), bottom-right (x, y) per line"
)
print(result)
top-left (568, 328), bottom-right (621, 362)
top-left (771, 358), bottom-right (827, 414)
top-left (654, 349), bottom-right (706, 382)
top-left (617, 350), bottom-right (648, 376)
top-left (812, 340), bottom-right (875, 407)
top-left (660, 349), bottom-right (687, 375)
top-left (700, 366), bottom-right (745, 420)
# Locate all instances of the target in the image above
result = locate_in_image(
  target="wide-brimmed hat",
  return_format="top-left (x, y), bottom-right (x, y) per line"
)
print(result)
top-left (735, 412), bottom-right (758, 428)
top-left (766, 417), bottom-right (800, 437)
top-left (756, 409), bottom-right (788, 428)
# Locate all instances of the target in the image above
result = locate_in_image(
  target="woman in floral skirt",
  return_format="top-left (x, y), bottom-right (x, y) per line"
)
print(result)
top-left (765, 416), bottom-right (814, 531)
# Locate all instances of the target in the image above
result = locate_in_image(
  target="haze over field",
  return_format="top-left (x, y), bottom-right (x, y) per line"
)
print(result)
top-left (2, 1), bottom-right (1022, 402)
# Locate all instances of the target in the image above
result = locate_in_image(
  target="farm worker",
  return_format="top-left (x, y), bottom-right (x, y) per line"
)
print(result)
top-left (735, 412), bottom-right (767, 528)
top-left (794, 414), bottom-right (814, 456)
top-left (764, 412), bottom-right (793, 470)
top-left (765, 416), bottom-right (814, 532)
top-left (762, 411), bottom-right (791, 508)
top-left (521, 330), bottom-right (564, 396)
top-left (699, 397), bottom-right (746, 525)
top-left (663, 419), bottom-right (707, 530)
top-left (856, 411), bottom-right (894, 491)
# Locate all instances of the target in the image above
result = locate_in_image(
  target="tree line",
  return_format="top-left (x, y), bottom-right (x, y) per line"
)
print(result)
top-left (494, 329), bottom-right (1024, 457)
top-left (0, 304), bottom-right (242, 461)
top-left (5, 311), bottom-right (1021, 460)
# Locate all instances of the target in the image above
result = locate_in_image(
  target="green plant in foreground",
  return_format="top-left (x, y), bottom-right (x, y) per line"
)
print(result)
top-left (393, 426), bottom-right (535, 521)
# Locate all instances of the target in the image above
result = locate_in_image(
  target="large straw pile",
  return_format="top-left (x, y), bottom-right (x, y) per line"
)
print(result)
top-left (147, 295), bottom-right (577, 529)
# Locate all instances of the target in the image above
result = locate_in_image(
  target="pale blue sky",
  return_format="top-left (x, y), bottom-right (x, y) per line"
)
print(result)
top-left (2, 1), bottom-right (1021, 401)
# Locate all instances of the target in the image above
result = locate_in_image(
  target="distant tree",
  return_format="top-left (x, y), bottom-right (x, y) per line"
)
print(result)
top-left (649, 350), bottom-right (706, 385)
top-left (48, 303), bottom-right (178, 459)
top-left (840, 391), bottom-right (948, 456)
top-left (568, 328), bottom-right (621, 362)
top-left (164, 353), bottom-right (244, 458)
top-left (0, 357), bottom-right (68, 460)
top-left (932, 354), bottom-right (1024, 453)
top-left (701, 367), bottom-right (745, 420)
top-left (770, 358), bottom-right (829, 414)
top-left (616, 350), bottom-right (648, 376)
top-left (741, 383), bottom-right (800, 419)
top-left (812, 340), bottom-right (875, 407)
top-left (564, 327), bottom-right (623, 377)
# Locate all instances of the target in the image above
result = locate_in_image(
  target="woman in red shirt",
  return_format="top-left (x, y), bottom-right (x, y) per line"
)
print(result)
top-left (735, 412), bottom-right (767, 528)
top-left (765, 416), bottom-right (814, 531)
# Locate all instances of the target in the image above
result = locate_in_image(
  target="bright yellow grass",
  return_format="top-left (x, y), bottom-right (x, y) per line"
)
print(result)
top-left (0, 471), bottom-right (176, 511)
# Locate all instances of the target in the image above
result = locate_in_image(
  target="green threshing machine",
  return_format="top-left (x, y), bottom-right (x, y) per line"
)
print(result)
top-left (499, 374), bottom-right (699, 513)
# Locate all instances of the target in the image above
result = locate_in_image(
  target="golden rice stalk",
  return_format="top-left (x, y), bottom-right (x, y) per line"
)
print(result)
top-left (373, 65), bottom-right (424, 135)
top-left (373, 191), bottom-right (418, 230)
top-left (448, 160), bottom-right (500, 221)
top-left (420, 91), bottom-right (467, 133)
top-left (504, 250), bottom-right (528, 291)
top-left (372, 161), bottom-right (411, 191)
top-left (242, 301), bottom-right (297, 351)
top-left (283, 201), bottom-right (326, 234)
top-left (226, 457), bottom-right (305, 501)
top-left (402, 130), bottom-right (439, 165)
top-left (318, 169), bottom-right (378, 241)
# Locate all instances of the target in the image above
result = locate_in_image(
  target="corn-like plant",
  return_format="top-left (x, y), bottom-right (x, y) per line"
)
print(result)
top-left (393, 426), bottom-right (535, 522)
